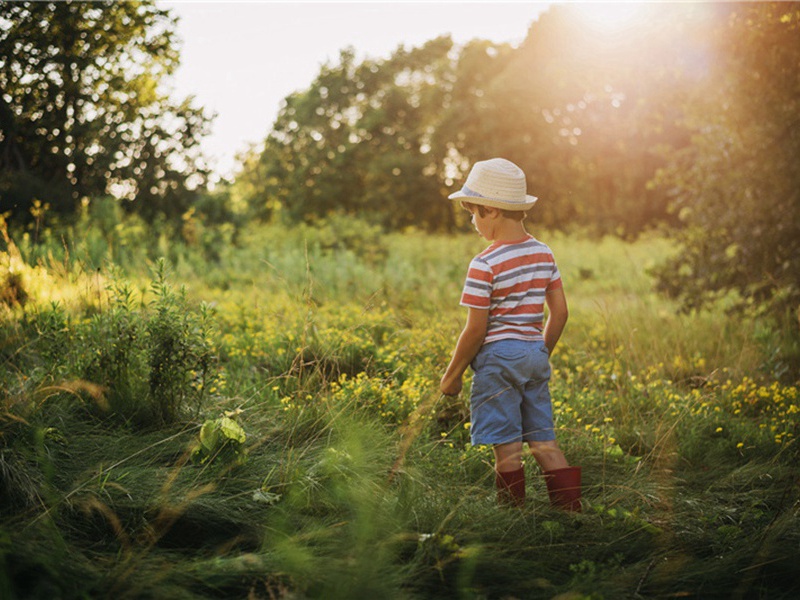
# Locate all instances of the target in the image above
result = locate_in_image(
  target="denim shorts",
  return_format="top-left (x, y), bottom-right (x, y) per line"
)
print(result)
top-left (469, 339), bottom-right (556, 445)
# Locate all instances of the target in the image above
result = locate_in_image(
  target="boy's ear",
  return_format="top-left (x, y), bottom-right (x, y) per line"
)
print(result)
top-left (484, 206), bottom-right (501, 218)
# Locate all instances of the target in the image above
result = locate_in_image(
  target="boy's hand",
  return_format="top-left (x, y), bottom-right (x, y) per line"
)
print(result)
top-left (440, 307), bottom-right (487, 398)
top-left (440, 374), bottom-right (463, 397)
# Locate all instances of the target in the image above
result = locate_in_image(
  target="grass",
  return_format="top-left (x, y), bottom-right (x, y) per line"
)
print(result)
top-left (1, 218), bottom-right (798, 599)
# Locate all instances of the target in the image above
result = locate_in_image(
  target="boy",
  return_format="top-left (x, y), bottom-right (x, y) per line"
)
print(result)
top-left (440, 158), bottom-right (581, 511)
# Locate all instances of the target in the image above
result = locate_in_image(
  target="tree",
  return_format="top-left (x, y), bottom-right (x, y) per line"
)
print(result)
top-left (0, 1), bottom-right (211, 223)
top-left (238, 37), bottom-right (505, 230)
top-left (652, 2), bottom-right (800, 373)
top-left (450, 3), bottom-right (713, 236)
top-left (232, 3), bottom-right (727, 239)
top-left (234, 36), bottom-right (521, 231)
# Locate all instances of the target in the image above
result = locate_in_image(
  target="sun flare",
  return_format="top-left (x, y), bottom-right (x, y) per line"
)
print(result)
top-left (574, 2), bottom-right (652, 34)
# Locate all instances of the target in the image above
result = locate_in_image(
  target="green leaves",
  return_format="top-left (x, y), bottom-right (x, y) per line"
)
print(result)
top-left (236, 37), bottom-right (463, 230)
top-left (193, 415), bottom-right (247, 466)
top-left (0, 1), bottom-right (210, 223)
top-left (232, 4), bottom-right (721, 237)
top-left (651, 3), bottom-right (800, 373)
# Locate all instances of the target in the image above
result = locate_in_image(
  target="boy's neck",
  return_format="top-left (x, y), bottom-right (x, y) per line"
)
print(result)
top-left (489, 219), bottom-right (529, 243)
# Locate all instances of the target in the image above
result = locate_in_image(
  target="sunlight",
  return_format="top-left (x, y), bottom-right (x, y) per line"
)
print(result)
top-left (574, 2), bottom-right (651, 34)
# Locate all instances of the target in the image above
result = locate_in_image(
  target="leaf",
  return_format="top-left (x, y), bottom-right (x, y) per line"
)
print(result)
top-left (198, 420), bottom-right (220, 452)
top-left (217, 416), bottom-right (246, 444)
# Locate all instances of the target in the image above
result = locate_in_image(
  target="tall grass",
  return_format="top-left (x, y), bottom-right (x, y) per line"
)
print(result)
top-left (550, 233), bottom-right (768, 380)
top-left (1, 215), bottom-right (798, 599)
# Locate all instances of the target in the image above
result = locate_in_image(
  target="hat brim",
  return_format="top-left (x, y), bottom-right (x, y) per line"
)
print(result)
top-left (448, 190), bottom-right (538, 211)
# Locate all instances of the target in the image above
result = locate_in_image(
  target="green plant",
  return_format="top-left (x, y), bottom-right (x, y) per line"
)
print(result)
top-left (146, 259), bottom-right (218, 424)
top-left (191, 415), bottom-right (247, 466)
top-left (299, 212), bottom-right (388, 264)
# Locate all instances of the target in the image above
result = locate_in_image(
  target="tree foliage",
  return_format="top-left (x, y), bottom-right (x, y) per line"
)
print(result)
top-left (243, 37), bottom-right (475, 230)
top-left (439, 3), bottom-right (726, 237)
top-left (652, 3), bottom-right (800, 327)
top-left (233, 4), bottom-right (714, 236)
top-left (0, 0), bottom-right (211, 222)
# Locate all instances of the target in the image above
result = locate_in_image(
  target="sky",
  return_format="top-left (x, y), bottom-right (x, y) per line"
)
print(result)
top-left (160, 1), bottom-right (552, 182)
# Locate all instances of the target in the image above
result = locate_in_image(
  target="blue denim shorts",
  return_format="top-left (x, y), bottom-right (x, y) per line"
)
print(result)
top-left (469, 339), bottom-right (556, 445)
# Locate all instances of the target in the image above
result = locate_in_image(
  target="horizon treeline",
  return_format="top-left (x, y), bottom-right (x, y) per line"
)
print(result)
top-left (1, 1), bottom-right (799, 330)
top-left (235, 3), bottom-right (711, 236)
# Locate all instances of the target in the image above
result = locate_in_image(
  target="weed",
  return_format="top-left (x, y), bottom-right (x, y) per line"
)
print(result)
top-left (146, 259), bottom-right (218, 424)
top-left (191, 415), bottom-right (247, 466)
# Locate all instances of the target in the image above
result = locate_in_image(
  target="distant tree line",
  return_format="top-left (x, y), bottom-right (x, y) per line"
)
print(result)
top-left (1, 1), bottom-right (798, 342)
top-left (234, 3), bottom-right (713, 236)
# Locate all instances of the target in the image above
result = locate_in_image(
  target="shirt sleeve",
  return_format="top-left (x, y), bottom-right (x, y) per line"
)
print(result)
top-left (546, 254), bottom-right (563, 291)
top-left (460, 257), bottom-right (493, 309)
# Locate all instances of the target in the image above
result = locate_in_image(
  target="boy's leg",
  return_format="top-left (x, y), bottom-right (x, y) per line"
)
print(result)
top-left (494, 442), bottom-right (525, 507)
top-left (494, 441), bottom-right (524, 472)
top-left (527, 440), bottom-right (568, 472)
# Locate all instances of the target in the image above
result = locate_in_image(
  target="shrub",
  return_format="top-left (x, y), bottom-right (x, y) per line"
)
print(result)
top-left (62, 260), bottom-right (222, 427)
top-left (146, 260), bottom-right (218, 424)
top-left (298, 212), bottom-right (387, 264)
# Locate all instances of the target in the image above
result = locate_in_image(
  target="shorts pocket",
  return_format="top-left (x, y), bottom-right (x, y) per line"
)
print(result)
top-left (489, 343), bottom-right (529, 362)
top-left (493, 349), bottom-right (528, 363)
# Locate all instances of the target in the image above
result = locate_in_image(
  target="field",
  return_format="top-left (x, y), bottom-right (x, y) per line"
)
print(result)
top-left (1, 219), bottom-right (798, 599)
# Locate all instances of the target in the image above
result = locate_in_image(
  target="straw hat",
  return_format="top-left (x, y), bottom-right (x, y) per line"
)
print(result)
top-left (448, 158), bottom-right (538, 211)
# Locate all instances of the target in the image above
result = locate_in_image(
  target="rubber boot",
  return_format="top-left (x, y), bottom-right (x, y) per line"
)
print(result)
top-left (495, 467), bottom-right (526, 508)
top-left (544, 466), bottom-right (582, 512)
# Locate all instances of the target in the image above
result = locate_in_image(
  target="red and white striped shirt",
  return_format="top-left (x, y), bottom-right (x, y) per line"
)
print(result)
top-left (460, 235), bottom-right (562, 344)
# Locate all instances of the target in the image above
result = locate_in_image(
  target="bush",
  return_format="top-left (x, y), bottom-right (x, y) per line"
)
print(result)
top-left (298, 212), bottom-right (387, 264)
top-left (145, 260), bottom-right (218, 424)
top-left (24, 260), bottom-right (223, 428)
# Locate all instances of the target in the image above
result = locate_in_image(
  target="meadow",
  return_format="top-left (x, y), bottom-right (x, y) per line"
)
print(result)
top-left (1, 214), bottom-right (798, 599)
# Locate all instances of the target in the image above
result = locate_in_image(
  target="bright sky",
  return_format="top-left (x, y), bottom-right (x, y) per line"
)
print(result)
top-left (160, 1), bottom-right (551, 181)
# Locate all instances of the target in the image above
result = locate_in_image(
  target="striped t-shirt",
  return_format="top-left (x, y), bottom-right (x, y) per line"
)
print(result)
top-left (460, 235), bottom-right (562, 345)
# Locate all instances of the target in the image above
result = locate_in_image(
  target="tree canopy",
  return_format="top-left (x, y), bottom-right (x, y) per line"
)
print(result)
top-left (233, 3), bottom-right (720, 237)
top-left (0, 0), bottom-right (211, 222)
top-left (652, 3), bottom-right (800, 332)
top-left (240, 37), bottom-right (470, 231)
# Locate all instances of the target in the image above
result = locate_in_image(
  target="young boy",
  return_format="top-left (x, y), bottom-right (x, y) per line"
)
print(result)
top-left (440, 158), bottom-right (581, 511)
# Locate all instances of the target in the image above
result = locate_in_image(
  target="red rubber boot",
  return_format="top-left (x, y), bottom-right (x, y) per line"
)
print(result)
top-left (495, 467), bottom-right (526, 508)
top-left (544, 466), bottom-right (582, 512)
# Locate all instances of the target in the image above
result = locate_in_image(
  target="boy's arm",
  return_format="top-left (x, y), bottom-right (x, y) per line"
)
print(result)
top-left (543, 286), bottom-right (569, 354)
top-left (440, 307), bottom-right (489, 396)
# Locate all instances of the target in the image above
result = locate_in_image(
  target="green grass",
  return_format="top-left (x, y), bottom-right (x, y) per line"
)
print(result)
top-left (1, 219), bottom-right (798, 599)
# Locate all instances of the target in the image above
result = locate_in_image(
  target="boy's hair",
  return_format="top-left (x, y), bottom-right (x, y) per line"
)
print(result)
top-left (461, 201), bottom-right (528, 222)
